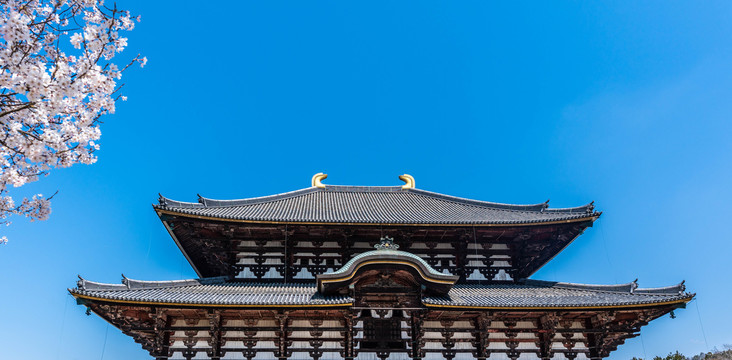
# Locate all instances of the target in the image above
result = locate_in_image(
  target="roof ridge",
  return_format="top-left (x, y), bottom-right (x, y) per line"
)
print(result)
top-left (75, 275), bottom-right (230, 291)
top-left (156, 194), bottom-right (203, 209)
top-left (159, 185), bottom-right (594, 213)
top-left (634, 281), bottom-right (687, 295)
top-left (230, 282), bottom-right (318, 288)
top-left (159, 188), bottom-right (320, 209)
top-left (200, 187), bottom-right (319, 207)
top-left (407, 188), bottom-right (550, 212)
top-left (324, 185), bottom-right (404, 192)
top-left (524, 279), bottom-right (689, 296)
top-left (523, 279), bottom-right (639, 293)
top-left (452, 280), bottom-right (689, 296)
top-left (543, 202), bottom-right (596, 214)
top-left (162, 186), bottom-right (411, 209)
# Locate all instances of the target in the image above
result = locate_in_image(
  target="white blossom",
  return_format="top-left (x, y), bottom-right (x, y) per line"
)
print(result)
top-left (0, 0), bottom-right (143, 242)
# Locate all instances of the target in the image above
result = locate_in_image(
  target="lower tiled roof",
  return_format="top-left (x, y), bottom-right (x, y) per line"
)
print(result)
top-left (71, 277), bottom-right (352, 306)
top-left (422, 280), bottom-right (693, 308)
top-left (70, 277), bottom-right (693, 309)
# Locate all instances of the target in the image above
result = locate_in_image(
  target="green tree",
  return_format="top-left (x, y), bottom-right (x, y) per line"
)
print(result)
top-left (656, 351), bottom-right (689, 360)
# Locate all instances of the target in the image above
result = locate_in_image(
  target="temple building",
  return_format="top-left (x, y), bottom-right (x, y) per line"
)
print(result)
top-left (70, 174), bottom-right (693, 360)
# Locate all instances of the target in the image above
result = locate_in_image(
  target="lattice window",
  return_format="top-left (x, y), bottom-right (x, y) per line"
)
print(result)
top-left (361, 318), bottom-right (404, 350)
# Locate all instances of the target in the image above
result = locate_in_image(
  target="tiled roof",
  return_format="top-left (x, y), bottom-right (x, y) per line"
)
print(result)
top-left (422, 280), bottom-right (693, 308)
top-left (71, 276), bottom-right (352, 306)
top-left (71, 277), bottom-right (692, 309)
top-left (155, 185), bottom-right (599, 225)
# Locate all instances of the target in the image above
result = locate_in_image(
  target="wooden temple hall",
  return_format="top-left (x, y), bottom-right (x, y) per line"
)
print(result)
top-left (70, 174), bottom-right (693, 360)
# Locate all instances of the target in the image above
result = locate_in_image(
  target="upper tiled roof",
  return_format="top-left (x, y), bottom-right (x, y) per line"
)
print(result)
top-left (155, 185), bottom-right (599, 225)
top-left (423, 279), bottom-right (693, 308)
top-left (71, 276), bottom-right (691, 309)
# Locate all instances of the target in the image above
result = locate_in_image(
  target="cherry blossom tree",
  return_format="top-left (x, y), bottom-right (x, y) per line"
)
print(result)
top-left (0, 0), bottom-right (144, 243)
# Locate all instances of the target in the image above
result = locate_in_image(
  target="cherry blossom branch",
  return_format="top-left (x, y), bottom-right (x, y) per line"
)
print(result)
top-left (0, 0), bottom-right (145, 243)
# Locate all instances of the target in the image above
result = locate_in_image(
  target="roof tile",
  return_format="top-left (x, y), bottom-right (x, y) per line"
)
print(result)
top-left (156, 186), bottom-right (598, 225)
top-left (71, 277), bottom-right (691, 308)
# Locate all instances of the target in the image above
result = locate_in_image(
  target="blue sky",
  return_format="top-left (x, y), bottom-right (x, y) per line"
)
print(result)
top-left (1, 1), bottom-right (731, 359)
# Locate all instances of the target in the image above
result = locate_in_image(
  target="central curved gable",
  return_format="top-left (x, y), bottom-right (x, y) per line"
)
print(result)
top-left (317, 245), bottom-right (458, 295)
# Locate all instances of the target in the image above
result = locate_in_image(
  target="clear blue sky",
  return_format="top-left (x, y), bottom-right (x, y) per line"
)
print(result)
top-left (1, 1), bottom-right (730, 359)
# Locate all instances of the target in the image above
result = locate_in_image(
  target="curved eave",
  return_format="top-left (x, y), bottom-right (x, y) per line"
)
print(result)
top-left (69, 291), bottom-right (354, 309)
top-left (70, 291), bottom-right (694, 310)
top-left (422, 294), bottom-right (695, 311)
top-left (154, 207), bottom-right (600, 227)
top-left (317, 257), bottom-right (459, 294)
top-left (319, 260), bottom-right (456, 285)
top-left (422, 293), bottom-right (696, 310)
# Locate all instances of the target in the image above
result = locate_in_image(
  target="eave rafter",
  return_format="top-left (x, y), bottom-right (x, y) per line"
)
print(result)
top-left (74, 300), bottom-right (687, 360)
top-left (159, 214), bottom-right (597, 281)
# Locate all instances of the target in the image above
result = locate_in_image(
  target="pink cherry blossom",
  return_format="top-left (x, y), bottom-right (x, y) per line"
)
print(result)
top-left (0, 0), bottom-right (143, 242)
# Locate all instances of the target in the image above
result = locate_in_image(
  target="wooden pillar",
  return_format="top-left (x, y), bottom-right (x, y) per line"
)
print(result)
top-left (408, 310), bottom-right (425, 360)
top-left (439, 318), bottom-right (456, 360)
top-left (586, 332), bottom-right (604, 360)
top-left (242, 318), bottom-right (259, 360)
top-left (308, 318), bottom-right (324, 360)
top-left (456, 232), bottom-right (470, 281)
top-left (538, 313), bottom-right (558, 360)
top-left (588, 312), bottom-right (616, 359)
top-left (339, 229), bottom-right (354, 270)
top-left (503, 319), bottom-right (520, 360)
top-left (342, 311), bottom-right (356, 360)
top-left (182, 330), bottom-right (197, 360)
top-left (281, 226), bottom-right (295, 282)
top-left (207, 310), bottom-right (223, 360)
top-left (560, 319), bottom-right (577, 360)
top-left (275, 311), bottom-right (290, 360)
top-left (473, 313), bottom-right (491, 360)
top-left (151, 308), bottom-right (170, 360)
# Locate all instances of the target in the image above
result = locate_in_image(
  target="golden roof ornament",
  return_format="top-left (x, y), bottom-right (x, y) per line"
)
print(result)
top-left (399, 174), bottom-right (415, 189)
top-left (312, 173), bottom-right (327, 188)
